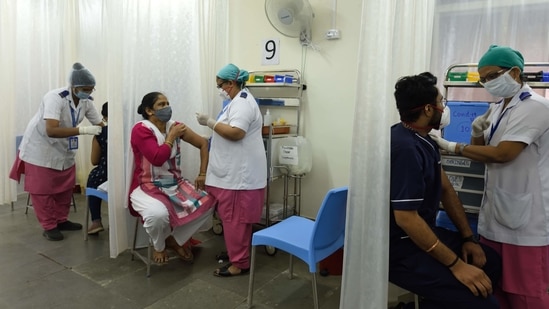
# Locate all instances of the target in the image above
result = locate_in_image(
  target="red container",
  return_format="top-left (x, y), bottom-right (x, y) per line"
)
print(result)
top-left (319, 248), bottom-right (344, 276)
top-left (263, 75), bottom-right (275, 82)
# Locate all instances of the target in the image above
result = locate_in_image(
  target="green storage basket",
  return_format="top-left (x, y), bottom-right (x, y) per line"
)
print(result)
top-left (448, 72), bottom-right (468, 81)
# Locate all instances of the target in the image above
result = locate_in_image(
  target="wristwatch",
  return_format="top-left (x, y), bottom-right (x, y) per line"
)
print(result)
top-left (463, 235), bottom-right (480, 245)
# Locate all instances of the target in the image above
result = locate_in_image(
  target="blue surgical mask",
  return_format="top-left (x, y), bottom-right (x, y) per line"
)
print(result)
top-left (155, 106), bottom-right (172, 122)
top-left (76, 91), bottom-right (91, 100)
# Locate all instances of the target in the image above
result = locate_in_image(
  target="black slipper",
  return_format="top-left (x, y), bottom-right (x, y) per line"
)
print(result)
top-left (213, 263), bottom-right (250, 277)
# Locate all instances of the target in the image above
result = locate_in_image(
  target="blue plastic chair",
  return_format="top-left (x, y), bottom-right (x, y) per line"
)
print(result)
top-left (247, 186), bottom-right (348, 309)
top-left (85, 188), bottom-right (108, 241)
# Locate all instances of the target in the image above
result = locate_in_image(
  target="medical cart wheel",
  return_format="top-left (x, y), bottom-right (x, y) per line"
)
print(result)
top-left (212, 223), bottom-right (223, 235)
top-left (265, 245), bottom-right (277, 256)
top-left (212, 211), bottom-right (223, 235)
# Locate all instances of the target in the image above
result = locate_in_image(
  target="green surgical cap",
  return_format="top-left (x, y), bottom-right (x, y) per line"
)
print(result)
top-left (69, 62), bottom-right (96, 87)
top-left (478, 45), bottom-right (524, 72)
top-left (217, 63), bottom-right (250, 84)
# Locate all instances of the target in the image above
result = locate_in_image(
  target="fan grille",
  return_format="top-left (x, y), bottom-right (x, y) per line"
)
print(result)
top-left (265, 0), bottom-right (313, 40)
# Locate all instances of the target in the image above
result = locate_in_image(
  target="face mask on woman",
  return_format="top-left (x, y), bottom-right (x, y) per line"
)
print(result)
top-left (482, 70), bottom-right (521, 98)
top-left (155, 106), bottom-right (172, 122)
top-left (219, 88), bottom-right (231, 100)
top-left (75, 91), bottom-right (91, 100)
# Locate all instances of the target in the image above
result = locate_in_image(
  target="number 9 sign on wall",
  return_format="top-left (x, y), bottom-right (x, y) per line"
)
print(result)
top-left (262, 38), bottom-right (280, 65)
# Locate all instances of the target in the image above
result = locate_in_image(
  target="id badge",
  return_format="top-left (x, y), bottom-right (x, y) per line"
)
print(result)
top-left (68, 136), bottom-right (79, 150)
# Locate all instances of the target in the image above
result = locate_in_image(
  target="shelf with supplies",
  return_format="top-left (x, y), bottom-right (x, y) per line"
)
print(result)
top-left (441, 154), bottom-right (484, 214)
top-left (248, 69), bottom-right (306, 228)
top-left (441, 63), bottom-right (487, 216)
top-left (443, 62), bottom-right (549, 89)
top-left (444, 81), bottom-right (549, 88)
top-left (246, 69), bottom-right (306, 99)
top-left (262, 125), bottom-right (293, 136)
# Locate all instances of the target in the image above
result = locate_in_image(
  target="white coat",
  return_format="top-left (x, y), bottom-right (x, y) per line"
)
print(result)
top-left (478, 84), bottom-right (549, 246)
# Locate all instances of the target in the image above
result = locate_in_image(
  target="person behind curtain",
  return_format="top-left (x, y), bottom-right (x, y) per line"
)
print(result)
top-left (431, 45), bottom-right (549, 309)
top-left (195, 63), bottom-right (267, 277)
top-left (129, 92), bottom-right (212, 264)
top-left (389, 72), bottom-right (501, 309)
top-left (86, 102), bottom-right (108, 235)
top-left (9, 62), bottom-right (104, 241)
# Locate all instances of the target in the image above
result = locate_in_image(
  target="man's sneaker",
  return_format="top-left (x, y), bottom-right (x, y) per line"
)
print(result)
top-left (43, 228), bottom-right (64, 241)
top-left (57, 220), bottom-right (82, 231)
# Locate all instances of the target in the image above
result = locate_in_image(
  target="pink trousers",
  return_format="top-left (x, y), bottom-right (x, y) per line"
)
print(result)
top-left (18, 161), bottom-right (75, 230)
top-left (30, 191), bottom-right (73, 230)
top-left (206, 186), bottom-right (265, 269)
top-left (481, 237), bottom-right (549, 309)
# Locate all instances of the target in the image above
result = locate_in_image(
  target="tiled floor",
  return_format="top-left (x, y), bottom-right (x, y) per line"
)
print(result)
top-left (0, 193), bottom-right (342, 309)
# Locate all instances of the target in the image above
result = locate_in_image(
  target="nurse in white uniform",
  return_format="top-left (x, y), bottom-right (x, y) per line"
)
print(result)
top-left (432, 45), bottom-right (549, 309)
top-left (196, 63), bottom-right (267, 277)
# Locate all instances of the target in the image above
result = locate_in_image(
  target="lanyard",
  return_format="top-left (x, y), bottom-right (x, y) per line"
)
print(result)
top-left (487, 91), bottom-right (531, 144)
top-left (487, 107), bottom-right (511, 144)
top-left (216, 99), bottom-right (231, 120)
top-left (70, 105), bottom-right (81, 127)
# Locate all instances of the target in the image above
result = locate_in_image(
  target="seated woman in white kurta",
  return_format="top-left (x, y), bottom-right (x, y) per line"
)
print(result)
top-left (129, 92), bottom-right (214, 264)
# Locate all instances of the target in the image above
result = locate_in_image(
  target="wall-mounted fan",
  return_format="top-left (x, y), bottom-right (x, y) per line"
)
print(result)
top-left (265, 0), bottom-right (314, 46)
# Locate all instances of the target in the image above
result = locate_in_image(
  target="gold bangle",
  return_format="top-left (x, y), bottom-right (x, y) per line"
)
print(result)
top-left (425, 239), bottom-right (439, 253)
top-left (164, 141), bottom-right (173, 147)
top-left (198, 173), bottom-right (206, 176)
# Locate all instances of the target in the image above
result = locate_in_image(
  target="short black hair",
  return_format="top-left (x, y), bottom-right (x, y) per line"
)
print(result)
top-left (394, 72), bottom-right (438, 122)
top-left (101, 102), bottom-right (108, 118)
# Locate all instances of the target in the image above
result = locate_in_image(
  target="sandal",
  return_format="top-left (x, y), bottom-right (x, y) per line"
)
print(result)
top-left (166, 237), bottom-right (194, 263)
top-left (189, 237), bottom-right (202, 247)
top-left (213, 263), bottom-right (250, 277)
top-left (179, 241), bottom-right (194, 263)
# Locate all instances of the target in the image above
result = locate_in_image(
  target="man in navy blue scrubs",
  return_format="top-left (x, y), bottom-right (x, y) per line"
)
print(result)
top-left (389, 72), bottom-right (501, 309)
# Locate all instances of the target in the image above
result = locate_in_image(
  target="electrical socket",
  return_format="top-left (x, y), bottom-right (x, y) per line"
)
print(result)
top-left (325, 29), bottom-right (341, 40)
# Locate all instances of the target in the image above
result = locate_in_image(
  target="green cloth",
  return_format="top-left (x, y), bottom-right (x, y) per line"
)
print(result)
top-left (478, 45), bottom-right (524, 72)
top-left (217, 63), bottom-right (249, 84)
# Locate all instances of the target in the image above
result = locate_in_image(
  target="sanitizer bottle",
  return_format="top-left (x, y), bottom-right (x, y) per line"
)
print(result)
top-left (263, 109), bottom-right (272, 126)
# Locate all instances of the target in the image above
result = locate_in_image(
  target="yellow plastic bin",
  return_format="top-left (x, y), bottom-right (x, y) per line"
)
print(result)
top-left (467, 72), bottom-right (479, 82)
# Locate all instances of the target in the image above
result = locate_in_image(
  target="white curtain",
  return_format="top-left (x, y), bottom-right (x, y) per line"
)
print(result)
top-left (0, 0), bottom-right (228, 257)
top-left (431, 0), bottom-right (549, 101)
top-left (341, 1), bottom-right (435, 308)
top-left (342, 0), bottom-right (549, 308)
top-left (0, 0), bottom-right (83, 204)
top-left (106, 0), bottom-right (228, 257)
